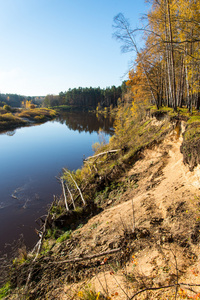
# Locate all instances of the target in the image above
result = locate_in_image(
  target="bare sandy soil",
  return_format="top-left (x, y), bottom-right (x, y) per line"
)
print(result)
top-left (48, 126), bottom-right (200, 300)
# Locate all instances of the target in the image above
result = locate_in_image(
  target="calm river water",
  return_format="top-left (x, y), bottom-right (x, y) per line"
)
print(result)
top-left (0, 111), bottom-right (114, 255)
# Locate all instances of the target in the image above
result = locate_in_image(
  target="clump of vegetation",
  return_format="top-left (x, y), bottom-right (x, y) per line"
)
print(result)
top-left (0, 112), bottom-right (26, 131)
top-left (46, 228), bottom-right (58, 239)
top-left (56, 230), bottom-right (72, 243)
top-left (0, 107), bottom-right (57, 133)
top-left (16, 107), bottom-right (57, 121)
top-left (0, 282), bottom-right (11, 299)
top-left (77, 285), bottom-right (109, 300)
top-left (50, 204), bottom-right (65, 216)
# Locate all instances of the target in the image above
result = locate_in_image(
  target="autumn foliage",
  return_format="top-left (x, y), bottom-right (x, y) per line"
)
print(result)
top-left (114, 0), bottom-right (200, 112)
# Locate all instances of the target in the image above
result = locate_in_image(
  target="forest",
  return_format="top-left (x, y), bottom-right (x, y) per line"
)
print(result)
top-left (114, 0), bottom-right (200, 112)
top-left (43, 85), bottom-right (126, 109)
top-left (0, 85), bottom-right (126, 111)
top-left (0, 93), bottom-right (43, 108)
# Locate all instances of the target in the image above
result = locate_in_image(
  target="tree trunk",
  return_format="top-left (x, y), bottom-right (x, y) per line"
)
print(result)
top-left (166, 0), bottom-right (177, 111)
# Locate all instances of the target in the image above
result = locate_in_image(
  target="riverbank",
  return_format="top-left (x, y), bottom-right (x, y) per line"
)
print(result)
top-left (1, 106), bottom-right (200, 299)
top-left (0, 107), bottom-right (57, 133)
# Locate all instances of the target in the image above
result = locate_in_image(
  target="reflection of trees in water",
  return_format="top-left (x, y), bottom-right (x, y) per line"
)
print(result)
top-left (56, 112), bottom-right (114, 135)
top-left (6, 130), bottom-right (16, 136)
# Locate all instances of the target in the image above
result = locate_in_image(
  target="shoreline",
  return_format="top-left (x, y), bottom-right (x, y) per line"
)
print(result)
top-left (0, 107), bottom-right (57, 134)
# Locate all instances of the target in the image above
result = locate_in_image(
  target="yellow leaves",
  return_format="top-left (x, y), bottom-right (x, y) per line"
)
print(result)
top-left (127, 62), bottom-right (150, 119)
top-left (178, 288), bottom-right (200, 299)
top-left (113, 105), bottom-right (132, 139)
top-left (96, 291), bottom-right (101, 300)
top-left (21, 100), bottom-right (33, 109)
top-left (178, 288), bottom-right (187, 298)
top-left (77, 291), bottom-right (83, 297)
top-left (77, 288), bottom-right (110, 300)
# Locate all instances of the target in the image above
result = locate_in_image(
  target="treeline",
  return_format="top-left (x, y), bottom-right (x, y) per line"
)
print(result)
top-left (43, 84), bottom-right (127, 109)
top-left (0, 84), bottom-right (126, 110)
top-left (114, 0), bottom-right (200, 111)
top-left (0, 94), bottom-right (28, 108)
top-left (0, 93), bottom-right (44, 108)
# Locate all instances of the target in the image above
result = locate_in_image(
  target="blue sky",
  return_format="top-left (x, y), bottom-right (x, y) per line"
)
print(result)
top-left (0, 0), bottom-right (149, 96)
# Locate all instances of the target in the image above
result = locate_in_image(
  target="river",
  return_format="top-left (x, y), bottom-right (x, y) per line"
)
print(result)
top-left (0, 111), bottom-right (114, 255)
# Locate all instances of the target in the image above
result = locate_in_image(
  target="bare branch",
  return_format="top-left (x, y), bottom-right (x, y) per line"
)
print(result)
top-left (63, 169), bottom-right (86, 205)
top-left (50, 247), bottom-right (121, 264)
top-left (84, 149), bottom-right (121, 161)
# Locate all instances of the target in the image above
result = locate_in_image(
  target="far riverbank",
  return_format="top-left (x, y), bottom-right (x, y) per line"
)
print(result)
top-left (0, 107), bottom-right (57, 133)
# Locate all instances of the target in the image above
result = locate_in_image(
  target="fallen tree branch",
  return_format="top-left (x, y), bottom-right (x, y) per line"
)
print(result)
top-left (58, 176), bottom-right (75, 210)
top-left (130, 282), bottom-right (200, 299)
top-left (51, 247), bottom-right (121, 264)
top-left (84, 149), bottom-right (121, 161)
top-left (65, 181), bottom-right (76, 210)
top-left (61, 178), bottom-right (69, 211)
top-left (130, 284), bottom-right (177, 299)
top-left (73, 182), bottom-right (90, 203)
top-left (63, 168), bottom-right (86, 205)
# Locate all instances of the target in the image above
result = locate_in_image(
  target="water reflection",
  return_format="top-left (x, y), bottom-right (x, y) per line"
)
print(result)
top-left (5, 130), bottom-right (16, 136)
top-left (56, 111), bottom-right (114, 134)
top-left (0, 111), bottom-right (114, 255)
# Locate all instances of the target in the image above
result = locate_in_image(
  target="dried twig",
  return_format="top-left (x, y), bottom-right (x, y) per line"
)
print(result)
top-left (84, 149), bottom-right (121, 161)
top-left (129, 283), bottom-right (200, 299)
top-left (51, 247), bottom-right (121, 264)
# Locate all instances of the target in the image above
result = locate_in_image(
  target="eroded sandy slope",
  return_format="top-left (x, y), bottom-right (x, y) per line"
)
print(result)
top-left (52, 130), bottom-right (200, 299)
